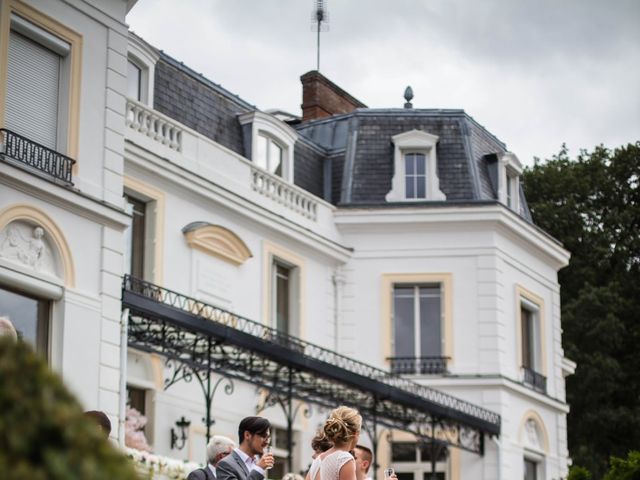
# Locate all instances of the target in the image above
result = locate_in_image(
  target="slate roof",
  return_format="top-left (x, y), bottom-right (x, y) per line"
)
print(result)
top-left (148, 39), bottom-right (531, 222)
top-left (153, 52), bottom-right (254, 157)
top-left (294, 109), bottom-right (533, 221)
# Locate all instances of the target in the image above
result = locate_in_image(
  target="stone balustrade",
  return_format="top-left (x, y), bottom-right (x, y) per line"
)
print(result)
top-left (125, 99), bottom-right (182, 151)
top-left (125, 98), bottom-right (325, 224)
top-left (251, 167), bottom-right (318, 221)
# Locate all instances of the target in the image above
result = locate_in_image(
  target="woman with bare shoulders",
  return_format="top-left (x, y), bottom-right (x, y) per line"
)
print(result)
top-left (305, 429), bottom-right (332, 480)
top-left (314, 406), bottom-right (362, 480)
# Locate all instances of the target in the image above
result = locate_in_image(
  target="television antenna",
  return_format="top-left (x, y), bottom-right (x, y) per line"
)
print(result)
top-left (311, 0), bottom-right (329, 71)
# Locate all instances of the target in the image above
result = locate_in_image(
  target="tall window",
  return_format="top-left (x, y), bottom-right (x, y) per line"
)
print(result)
top-left (0, 285), bottom-right (49, 356)
top-left (256, 133), bottom-right (283, 176)
top-left (506, 173), bottom-right (519, 210)
top-left (124, 195), bottom-right (147, 279)
top-left (392, 285), bottom-right (443, 374)
top-left (127, 59), bottom-right (142, 101)
top-left (5, 16), bottom-right (70, 150)
top-left (519, 293), bottom-right (546, 393)
top-left (127, 385), bottom-right (148, 434)
top-left (523, 458), bottom-right (538, 480)
top-left (391, 441), bottom-right (447, 480)
top-left (272, 260), bottom-right (300, 337)
top-left (274, 263), bottom-right (290, 333)
top-left (521, 306), bottom-right (535, 370)
top-left (405, 153), bottom-right (426, 199)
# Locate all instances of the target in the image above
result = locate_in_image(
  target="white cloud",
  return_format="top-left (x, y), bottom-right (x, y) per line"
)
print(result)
top-left (127, 0), bottom-right (640, 165)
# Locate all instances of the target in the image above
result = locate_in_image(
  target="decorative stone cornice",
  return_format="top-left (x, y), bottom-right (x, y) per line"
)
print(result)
top-left (182, 222), bottom-right (252, 266)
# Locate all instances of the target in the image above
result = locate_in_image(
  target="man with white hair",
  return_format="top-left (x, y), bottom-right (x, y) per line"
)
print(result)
top-left (0, 316), bottom-right (17, 341)
top-left (188, 435), bottom-right (236, 480)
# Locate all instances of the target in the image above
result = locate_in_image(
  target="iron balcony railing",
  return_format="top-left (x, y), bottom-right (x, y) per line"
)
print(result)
top-left (388, 356), bottom-right (449, 375)
top-left (523, 367), bottom-right (547, 393)
top-left (0, 128), bottom-right (75, 185)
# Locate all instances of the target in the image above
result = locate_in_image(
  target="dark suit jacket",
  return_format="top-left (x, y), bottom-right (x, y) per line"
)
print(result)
top-left (187, 465), bottom-right (216, 480)
top-left (217, 450), bottom-right (265, 480)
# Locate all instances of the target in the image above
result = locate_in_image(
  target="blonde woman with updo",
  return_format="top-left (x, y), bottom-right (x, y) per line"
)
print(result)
top-left (315, 406), bottom-right (362, 480)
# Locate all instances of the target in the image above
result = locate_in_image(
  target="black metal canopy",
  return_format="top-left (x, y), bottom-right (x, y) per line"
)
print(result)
top-left (122, 275), bottom-right (500, 456)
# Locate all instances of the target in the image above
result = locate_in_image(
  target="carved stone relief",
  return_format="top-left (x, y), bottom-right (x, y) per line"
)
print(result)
top-left (0, 220), bottom-right (61, 279)
top-left (524, 418), bottom-right (543, 451)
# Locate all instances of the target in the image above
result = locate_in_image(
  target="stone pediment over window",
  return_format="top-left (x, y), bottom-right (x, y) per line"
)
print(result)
top-left (182, 222), bottom-right (252, 266)
top-left (386, 129), bottom-right (446, 202)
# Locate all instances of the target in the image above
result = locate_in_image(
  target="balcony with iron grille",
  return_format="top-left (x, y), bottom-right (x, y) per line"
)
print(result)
top-left (0, 129), bottom-right (75, 186)
top-left (388, 356), bottom-right (450, 375)
top-left (522, 366), bottom-right (547, 393)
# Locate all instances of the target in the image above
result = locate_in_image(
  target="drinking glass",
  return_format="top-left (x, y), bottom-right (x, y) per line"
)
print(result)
top-left (384, 468), bottom-right (394, 480)
top-left (264, 445), bottom-right (273, 470)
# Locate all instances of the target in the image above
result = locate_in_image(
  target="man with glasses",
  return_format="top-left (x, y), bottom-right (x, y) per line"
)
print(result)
top-left (188, 435), bottom-right (236, 480)
top-left (217, 416), bottom-right (275, 480)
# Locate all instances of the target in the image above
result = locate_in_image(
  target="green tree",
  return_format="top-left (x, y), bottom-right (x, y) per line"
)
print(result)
top-left (603, 451), bottom-right (640, 480)
top-left (0, 337), bottom-right (140, 480)
top-left (523, 142), bottom-right (640, 479)
top-left (568, 465), bottom-right (592, 480)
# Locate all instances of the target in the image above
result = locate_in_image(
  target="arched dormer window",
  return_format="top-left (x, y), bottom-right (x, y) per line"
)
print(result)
top-left (256, 133), bottom-right (284, 176)
top-left (127, 32), bottom-right (159, 106)
top-left (238, 111), bottom-right (298, 182)
top-left (386, 130), bottom-right (445, 202)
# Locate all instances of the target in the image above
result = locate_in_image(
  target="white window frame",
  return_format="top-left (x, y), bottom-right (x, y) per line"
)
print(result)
top-left (271, 257), bottom-right (300, 337)
top-left (262, 242), bottom-right (305, 340)
top-left (7, 14), bottom-right (71, 152)
top-left (499, 152), bottom-right (523, 211)
top-left (516, 285), bottom-right (547, 382)
top-left (123, 177), bottom-right (166, 285)
top-left (257, 132), bottom-right (285, 176)
top-left (390, 440), bottom-right (449, 480)
top-left (0, 2), bottom-right (82, 161)
top-left (386, 130), bottom-right (445, 202)
top-left (520, 298), bottom-right (541, 372)
top-left (238, 111), bottom-right (298, 182)
top-left (392, 284), bottom-right (444, 359)
top-left (127, 33), bottom-right (158, 106)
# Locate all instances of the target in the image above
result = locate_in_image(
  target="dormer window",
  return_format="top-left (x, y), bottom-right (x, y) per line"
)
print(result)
top-left (499, 152), bottom-right (523, 212)
top-left (238, 111), bottom-right (298, 182)
top-left (386, 130), bottom-right (445, 202)
top-left (127, 59), bottom-right (142, 101)
top-left (405, 153), bottom-right (426, 199)
top-left (127, 33), bottom-right (159, 106)
top-left (256, 133), bottom-right (284, 176)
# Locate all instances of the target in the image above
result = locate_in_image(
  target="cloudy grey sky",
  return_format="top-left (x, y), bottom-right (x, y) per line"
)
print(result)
top-left (127, 0), bottom-right (640, 166)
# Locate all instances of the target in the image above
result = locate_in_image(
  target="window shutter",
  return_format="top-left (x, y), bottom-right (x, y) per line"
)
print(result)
top-left (6, 30), bottom-right (61, 150)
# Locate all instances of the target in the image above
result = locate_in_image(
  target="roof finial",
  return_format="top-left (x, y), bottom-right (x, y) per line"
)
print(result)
top-left (404, 86), bottom-right (414, 109)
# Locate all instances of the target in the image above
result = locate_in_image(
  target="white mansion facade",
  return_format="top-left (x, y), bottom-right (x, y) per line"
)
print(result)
top-left (0, 1), bottom-right (575, 479)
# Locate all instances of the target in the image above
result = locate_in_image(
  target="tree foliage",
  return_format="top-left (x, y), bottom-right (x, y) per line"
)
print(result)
top-left (523, 142), bottom-right (640, 479)
top-left (0, 337), bottom-right (139, 480)
top-left (603, 451), bottom-right (640, 480)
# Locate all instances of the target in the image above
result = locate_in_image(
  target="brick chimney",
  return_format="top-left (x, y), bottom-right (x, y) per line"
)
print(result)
top-left (300, 71), bottom-right (367, 122)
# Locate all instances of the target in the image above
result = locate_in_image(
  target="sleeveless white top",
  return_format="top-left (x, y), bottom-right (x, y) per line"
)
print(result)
top-left (309, 456), bottom-right (322, 480)
top-left (320, 450), bottom-right (354, 480)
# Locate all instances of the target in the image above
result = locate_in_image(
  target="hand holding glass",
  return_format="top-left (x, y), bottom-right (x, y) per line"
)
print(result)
top-left (384, 468), bottom-right (395, 480)
top-left (263, 446), bottom-right (273, 470)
